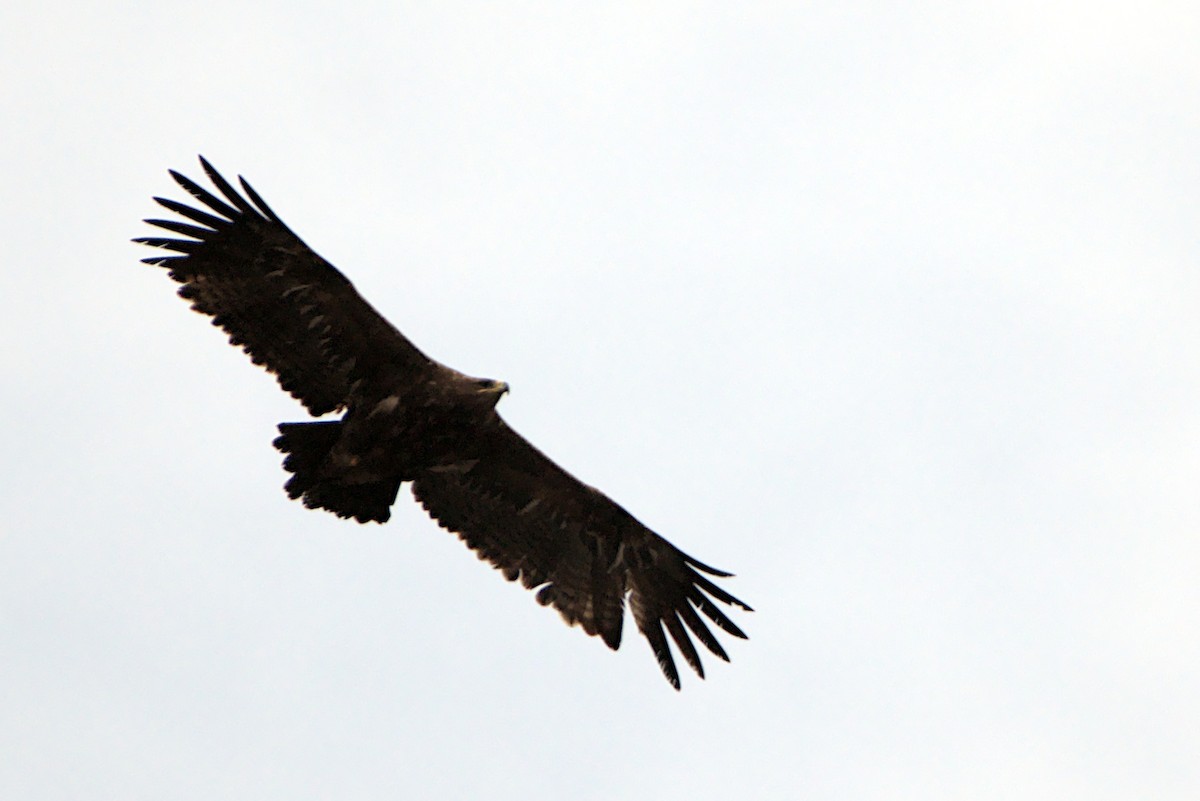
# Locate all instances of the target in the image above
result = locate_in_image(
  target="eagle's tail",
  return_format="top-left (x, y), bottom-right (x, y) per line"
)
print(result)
top-left (273, 421), bottom-right (401, 524)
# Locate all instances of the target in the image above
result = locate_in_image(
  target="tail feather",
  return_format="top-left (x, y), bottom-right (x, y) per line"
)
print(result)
top-left (273, 421), bottom-right (401, 524)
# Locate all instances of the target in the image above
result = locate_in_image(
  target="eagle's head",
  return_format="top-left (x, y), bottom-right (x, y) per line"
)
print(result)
top-left (475, 378), bottom-right (510, 406)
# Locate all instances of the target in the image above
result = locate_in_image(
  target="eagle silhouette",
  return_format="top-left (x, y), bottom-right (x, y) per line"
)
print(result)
top-left (136, 157), bottom-right (750, 688)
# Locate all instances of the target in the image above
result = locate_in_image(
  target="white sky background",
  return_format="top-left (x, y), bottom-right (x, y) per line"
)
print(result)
top-left (2, 1), bottom-right (1198, 798)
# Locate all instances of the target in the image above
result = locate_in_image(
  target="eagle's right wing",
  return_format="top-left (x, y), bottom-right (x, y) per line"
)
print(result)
top-left (135, 157), bottom-right (432, 416)
top-left (411, 419), bottom-right (751, 689)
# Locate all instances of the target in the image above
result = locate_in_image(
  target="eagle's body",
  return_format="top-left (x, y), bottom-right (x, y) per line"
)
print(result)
top-left (136, 158), bottom-right (750, 688)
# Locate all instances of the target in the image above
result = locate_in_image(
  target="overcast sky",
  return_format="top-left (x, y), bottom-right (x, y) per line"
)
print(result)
top-left (3, 2), bottom-right (1199, 799)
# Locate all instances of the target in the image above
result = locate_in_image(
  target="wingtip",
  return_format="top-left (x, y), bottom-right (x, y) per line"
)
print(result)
top-left (661, 660), bottom-right (682, 690)
top-left (238, 174), bottom-right (281, 222)
top-left (197, 155), bottom-right (222, 187)
top-left (682, 552), bottom-right (735, 578)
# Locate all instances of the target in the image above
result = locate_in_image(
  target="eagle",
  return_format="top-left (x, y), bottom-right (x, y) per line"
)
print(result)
top-left (135, 157), bottom-right (750, 688)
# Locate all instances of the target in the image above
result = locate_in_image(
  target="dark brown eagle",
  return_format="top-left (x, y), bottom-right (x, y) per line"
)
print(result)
top-left (135, 157), bottom-right (750, 688)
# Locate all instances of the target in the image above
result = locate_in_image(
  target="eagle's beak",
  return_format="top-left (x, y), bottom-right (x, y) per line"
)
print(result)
top-left (481, 380), bottom-right (509, 397)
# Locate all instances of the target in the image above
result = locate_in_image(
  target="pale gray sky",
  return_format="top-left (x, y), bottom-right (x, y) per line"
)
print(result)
top-left (3, 2), bottom-right (1199, 799)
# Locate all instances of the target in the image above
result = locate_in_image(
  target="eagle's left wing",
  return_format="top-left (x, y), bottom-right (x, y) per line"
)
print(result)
top-left (411, 419), bottom-right (751, 689)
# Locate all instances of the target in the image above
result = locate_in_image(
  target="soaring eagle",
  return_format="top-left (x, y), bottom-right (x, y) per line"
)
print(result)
top-left (136, 158), bottom-right (750, 688)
